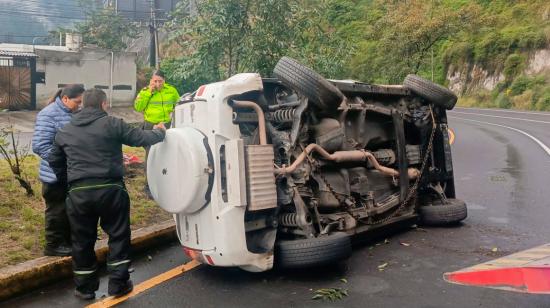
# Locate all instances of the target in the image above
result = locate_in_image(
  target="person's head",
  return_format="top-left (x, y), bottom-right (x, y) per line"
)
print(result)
top-left (150, 70), bottom-right (165, 89)
top-left (49, 84), bottom-right (85, 112)
top-left (82, 88), bottom-right (108, 110)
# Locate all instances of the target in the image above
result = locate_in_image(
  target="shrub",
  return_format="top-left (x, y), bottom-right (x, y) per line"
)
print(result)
top-left (503, 53), bottom-right (526, 81)
top-left (509, 75), bottom-right (531, 95)
top-left (535, 88), bottom-right (550, 111)
top-left (495, 92), bottom-right (512, 109)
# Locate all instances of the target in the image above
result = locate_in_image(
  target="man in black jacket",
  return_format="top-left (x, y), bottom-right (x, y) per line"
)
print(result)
top-left (48, 89), bottom-right (166, 300)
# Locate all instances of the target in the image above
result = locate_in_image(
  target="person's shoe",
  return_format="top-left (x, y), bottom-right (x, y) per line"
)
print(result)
top-left (74, 289), bottom-right (95, 300)
top-left (44, 245), bottom-right (72, 257)
top-left (108, 280), bottom-right (133, 297)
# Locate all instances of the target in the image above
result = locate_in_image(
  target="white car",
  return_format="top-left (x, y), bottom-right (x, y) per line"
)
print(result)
top-left (148, 57), bottom-right (467, 272)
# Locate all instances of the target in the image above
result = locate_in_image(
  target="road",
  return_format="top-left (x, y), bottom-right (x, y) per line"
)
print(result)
top-left (3, 107), bottom-right (550, 307)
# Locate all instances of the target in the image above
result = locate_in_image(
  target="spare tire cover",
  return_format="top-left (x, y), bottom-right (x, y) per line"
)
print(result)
top-left (147, 127), bottom-right (213, 214)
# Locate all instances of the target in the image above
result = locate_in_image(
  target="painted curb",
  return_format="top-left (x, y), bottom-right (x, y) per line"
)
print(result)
top-left (0, 220), bottom-right (176, 301)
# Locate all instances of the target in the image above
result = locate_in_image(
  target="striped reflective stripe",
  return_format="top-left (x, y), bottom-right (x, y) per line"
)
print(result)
top-left (107, 259), bottom-right (131, 267)
top-left (74, 269), bottom-right (96, 275)
top-left (149, 101), bottom-right (176, 105)
top-left (69, 183), bottom-right (125, 193)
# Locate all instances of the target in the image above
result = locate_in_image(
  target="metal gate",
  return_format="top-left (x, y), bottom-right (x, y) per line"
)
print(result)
top-left (0, 56), bottom-right (35, 110)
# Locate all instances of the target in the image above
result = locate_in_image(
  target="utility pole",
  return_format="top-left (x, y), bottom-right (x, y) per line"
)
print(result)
top-left (149, 0), bottom-right (157, 68)
top-left (148, 0), bottom-right (160, 69)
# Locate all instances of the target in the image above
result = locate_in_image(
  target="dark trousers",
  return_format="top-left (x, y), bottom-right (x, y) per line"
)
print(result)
top-left (42, 182), bottom-right (71, 248)
top-left (66, 181), bottom-right (131, 293)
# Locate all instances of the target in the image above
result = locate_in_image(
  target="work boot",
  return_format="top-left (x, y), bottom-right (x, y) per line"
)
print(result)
top-left (44, 244), bottom-right (72, 257)
top-left (74, 289), bottom-right (95, 300)
top-left (108, 280), bottom-right (133, 297)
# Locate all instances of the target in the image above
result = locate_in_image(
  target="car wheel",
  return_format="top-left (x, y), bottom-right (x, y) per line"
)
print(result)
top-left (275, 232), bottom-right (352, 269)
top-left (418, 198), bottom-right (467, 226)
top-left (403, 74), bottom-right (458, 110)
top-left (273, 56), bottom-right (344, 112)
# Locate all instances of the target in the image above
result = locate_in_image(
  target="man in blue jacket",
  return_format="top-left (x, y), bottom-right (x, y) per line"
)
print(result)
top-left (32, 85), bottom-right (85, 256)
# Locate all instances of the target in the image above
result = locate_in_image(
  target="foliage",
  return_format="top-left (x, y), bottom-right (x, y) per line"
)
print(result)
top-left (0, 125), bottom-right (34, 196)
top-left (75, 7), bottom-right (140, 51)
top-left (503, 54), bottom-right (526, 82)
top-left (161, 0), bottom-right (350, 93)
top-left (350, 0), bottom-right (482, 84)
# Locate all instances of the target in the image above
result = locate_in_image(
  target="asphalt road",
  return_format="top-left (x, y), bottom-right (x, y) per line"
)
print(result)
top-left (4, 107), bottom-right (550, 308)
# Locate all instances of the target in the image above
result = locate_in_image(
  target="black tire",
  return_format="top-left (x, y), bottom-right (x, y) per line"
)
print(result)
top-left (403, 74), bottom-right (458, 110)
top-left (418, 198), bottom-right (467, 226)
top-left (273, 57), bottom-right (344, 112)
top-left (275, 232), bottom-right (352, 269)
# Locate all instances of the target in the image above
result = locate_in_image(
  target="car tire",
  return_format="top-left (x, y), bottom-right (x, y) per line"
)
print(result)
top-left (275, 232), bottom-right (352, 269)
top-left (403, 74), bottom-right (458, 110)
top-left (273, 56), bottom-right (344, 112)
top-left (418, 198), bottom-right (467, 226)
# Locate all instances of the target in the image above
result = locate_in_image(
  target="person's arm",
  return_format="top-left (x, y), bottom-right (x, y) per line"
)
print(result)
top-left (171, 86), bottom-right (180, 103)
top-left (134, 88), bottom-right (153, 112)
top-left (47, 138), bottom-right (67, 184)
top-left (31, 112), bottom-right (56, 160)
top-left (110, 117), bottom-right (165, 147)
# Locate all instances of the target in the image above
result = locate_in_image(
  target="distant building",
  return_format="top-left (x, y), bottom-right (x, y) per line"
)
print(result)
top-left (105, 0), bottom-right (183, 21)
top-left (0, 35), bottom-right (136, 111)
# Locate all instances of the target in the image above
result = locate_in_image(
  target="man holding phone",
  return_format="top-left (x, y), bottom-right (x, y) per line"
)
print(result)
top-left (134, 70), bottom-right (179, 197)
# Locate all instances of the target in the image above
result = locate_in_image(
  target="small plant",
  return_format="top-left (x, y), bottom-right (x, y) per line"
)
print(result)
top-left (0, 124), bottom-right (34, 196)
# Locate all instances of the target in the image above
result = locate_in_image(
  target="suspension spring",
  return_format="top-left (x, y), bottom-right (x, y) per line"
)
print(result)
top-left (271, 108), bottom-right (295, 123)
top-left (279, 213), bottom-right (300, 227)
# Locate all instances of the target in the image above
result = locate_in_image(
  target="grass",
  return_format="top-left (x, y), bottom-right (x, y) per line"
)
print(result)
top-left (0, 146), bottom-right (171, 268)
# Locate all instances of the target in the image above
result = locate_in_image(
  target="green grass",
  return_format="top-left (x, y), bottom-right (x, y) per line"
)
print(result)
top-left (0, 147), bottom-right (171, 268)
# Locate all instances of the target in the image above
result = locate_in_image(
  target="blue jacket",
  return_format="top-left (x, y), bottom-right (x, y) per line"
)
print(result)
top-left (32, 98), bottom-right (73, 183)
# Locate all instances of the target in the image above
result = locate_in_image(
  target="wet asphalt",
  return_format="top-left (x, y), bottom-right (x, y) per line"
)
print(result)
top-left (3, 107), bottom-right (550, 308)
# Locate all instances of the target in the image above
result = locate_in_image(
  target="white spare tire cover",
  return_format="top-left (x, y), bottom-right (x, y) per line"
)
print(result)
top-left (147, 127), bottom-right (213, 214)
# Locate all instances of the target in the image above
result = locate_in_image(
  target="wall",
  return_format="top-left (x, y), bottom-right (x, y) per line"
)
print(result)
top-left (446, 47), bottom-right (550, 95)
top-left (35, 48), bottom-right (136, 109)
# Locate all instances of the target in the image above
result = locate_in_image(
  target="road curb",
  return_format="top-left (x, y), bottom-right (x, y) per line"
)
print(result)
top-left (0, 220), bottom-right (176, 301)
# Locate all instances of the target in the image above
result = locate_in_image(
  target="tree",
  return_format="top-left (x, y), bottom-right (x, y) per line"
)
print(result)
top-left (0, 125), bottom-right (34, 196)
top-left (75, 7), bottom-right (140, 51)
top-left (162, 0), bottom-right (350, 93)
top-left (349, 0), bottom-right (482, 84)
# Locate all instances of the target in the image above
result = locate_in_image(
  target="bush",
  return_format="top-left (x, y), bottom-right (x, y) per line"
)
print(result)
top-left (503, 53), bottom-right (526, 81)
top-left (535, 88), bottom-right (550, 111)
top-left (495, 92), bottom-right (512, 109)
top-left (509, 75), bottom-right (531, 95)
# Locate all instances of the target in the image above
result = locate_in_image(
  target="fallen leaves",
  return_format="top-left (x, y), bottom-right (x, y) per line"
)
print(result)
top-left (311, 288), bottom-right (348, 301)
top-left (312, 278), bottom-right (349, 301)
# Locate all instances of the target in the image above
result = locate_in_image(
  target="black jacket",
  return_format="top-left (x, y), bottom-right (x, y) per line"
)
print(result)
top-left (48, 107), bottom-right (165, 184)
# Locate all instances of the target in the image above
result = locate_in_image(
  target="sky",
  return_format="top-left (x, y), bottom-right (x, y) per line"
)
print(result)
top-left (0, 0), bottom-right (87, 44)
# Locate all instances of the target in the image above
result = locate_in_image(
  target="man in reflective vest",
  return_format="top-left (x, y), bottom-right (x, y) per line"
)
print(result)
top-left (134, 70), bottom-right (179, 196)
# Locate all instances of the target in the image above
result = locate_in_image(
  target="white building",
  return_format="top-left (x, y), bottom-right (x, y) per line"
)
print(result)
top-left (0, 40), bottom-right (137, 110)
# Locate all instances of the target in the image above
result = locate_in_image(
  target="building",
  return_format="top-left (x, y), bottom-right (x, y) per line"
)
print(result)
top-left (0, 38), bottom-right (137, 111)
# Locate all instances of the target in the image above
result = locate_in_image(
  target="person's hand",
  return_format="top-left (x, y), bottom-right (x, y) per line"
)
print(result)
top-left (149, 79), bottom-right (158, 93)
top-left (153, 122), bottom-right (166, 130)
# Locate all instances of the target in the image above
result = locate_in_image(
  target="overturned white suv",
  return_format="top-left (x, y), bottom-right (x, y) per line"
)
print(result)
top-left (148, 57), bottom-right (467, 272)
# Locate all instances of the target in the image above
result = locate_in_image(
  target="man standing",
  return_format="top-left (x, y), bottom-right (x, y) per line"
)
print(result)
top-left (48, 89), bottom-right (166, 300)
top-left (134, 70), bottom-right (179, 197)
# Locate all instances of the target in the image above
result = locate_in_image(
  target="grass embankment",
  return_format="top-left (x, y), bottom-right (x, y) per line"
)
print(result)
top-left (0, 147), bottom-right (171, 267)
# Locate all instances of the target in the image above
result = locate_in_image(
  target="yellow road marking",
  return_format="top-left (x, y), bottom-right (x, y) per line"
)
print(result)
top-left (86, 260), bottom-right (201, 308)
top-left (448, 128), bottom-right (455, 145)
